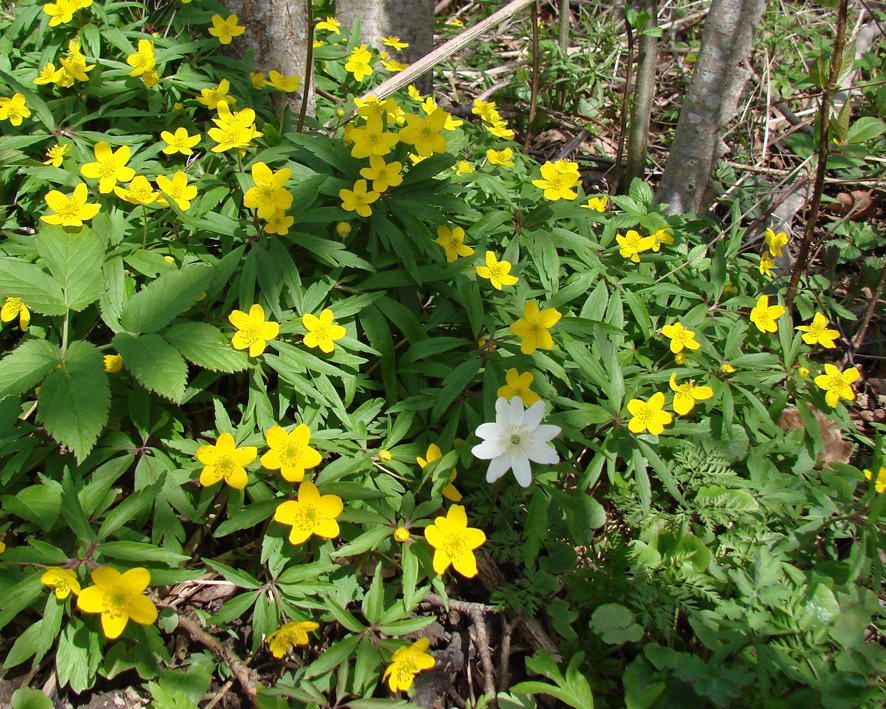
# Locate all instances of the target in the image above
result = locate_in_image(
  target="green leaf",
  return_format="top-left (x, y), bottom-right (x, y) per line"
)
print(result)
top-left (97, 477), bottom-right (165, 539)
top-left (11, 689), bottom-right (53, 709)
top-left (0, 572), bottom-right (44, 632)
top-left (302, 635), bottom-right (361, 679)
top-left (203, 559), bottom-right (262, 589)
top-left (0, 339), bottom-right (61, 399)
top-left (0, 259), bottom-right (66, 315)
top-left (112, 333), bottom-right (188, 402)
top-left (35, 226), bottom-right (105, 311)
top-left (37, 340), bottom-right (109, 462)
top-left (164, 322), bottom-right (250, 373)
top-left (590, 603), bottom-right (644, 645)
top-left (333, 525), bottom-right (391, 558)
top-left (846, 116), bottom-right (886, 144)
top-left (119, 264), bottom-right (214, 333)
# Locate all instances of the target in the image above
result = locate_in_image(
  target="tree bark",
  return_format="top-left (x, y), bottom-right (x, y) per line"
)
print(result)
top-left (655, 0), bottom-right (766, 214)
top-left (622, 0), bottom-right (658, 191)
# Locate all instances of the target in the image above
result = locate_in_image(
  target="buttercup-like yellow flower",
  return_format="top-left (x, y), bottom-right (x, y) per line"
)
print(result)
top-left (196, 432), bottom-right (257, 489)
top-left (41, 183), bottom-right (101, 226)
top-left (0, 94), bottom-right (31, 126)
top-left (383, 637), bottom-right (435, 692)
top-left (349, 115), bottom-right (399, 159)
top-left (76, 566), bottom-right (158, 639)
top-left (244, 162), bottom-right (293, 219)
top-left (795, 312), bottom-right (840, 349)
top-left (1, 297), bottom-right (30, 331)
top-left (345, 44), bottom-right (373, 82)
top-left (156, 171), bottom-right (198, 211)
top-left (43, 143), bottom-right (70, 167)
top-left (265, 210), bottom-right (294, 235)
top-left (749, 295), bottom-right (785, 333)
top-left (720, 362), bottom-right (736, 374)
top-left (486, 148), bottom-right (515, 167)
top-left (393, 527), bottom-right (410, 542)
top-left (814, 363), bottom-right (859, 407)
top-left (359, 155), bottom-right (403, 192)
top-left (229, 304), bottom-right (279, 356)
top-left (472, 99), bottom-right (501, 123)
top-left (510, 301), bottom-right (561, 355)
top-left (44, 0), bottom-right (89, 26)
top-left (863, 467), bottom-right (886, 493)
top-left (160, 127), bottom-right (201, 155)
top-left (381, 57), bottom-right (409, 72)
top-left (421, 97), bottom-right (462, 130)
top-left (268, 70), bottom-right (301, 92)
top-left (315, 16), bottom-right (341, 33)
top-left (103, 353), bottom-right (123, 373)
top-left (114, 175), bottom-right (161, 206)
top-left (798, 366), bottom-right (810, 377)
top-left (80, 141), bottom-right (135, 193)
top-left (339, 179), bottom-right (379, 217)
top-left (382, 36), bottom-right (409, 50)
top-left (435, 225), bottom-right (474, 262)
top-left (424, 505), bottom-right (485, 577)
top-left (650, 227), bottom-right (674, 252)
top-left (250, 72), bottom-right (267, 89)
top-left (274, 481), bottom-right (343, 544)
top-left (34, 62), bottom-right (63, 86)
top-left (759, 254), bottom-right (775, 277)
top-left (497, 368), bottom-right (540, 406)
top-left (208, 100), bottom-right (262, 152)
top-left (582, 195), bottom-right (608, 212)
top-left (764, 227), bottom-right (789, 257)
top-left (378, 449), bottom-right (393, 463)
top-left (476, 251), bottom-right (518, 290)
top-left (41, 567), bottom-right (80, 599)
top-left (661, 322), bottom-right (700, 354)
top-left (669, 373), bottom-right (714, 416)
top-left (398, 108), bottom-right (448, 157)
top-left (261, 425), bottom-right (322, 482)
top-left (616, 230), bottom-right (655, 263)
top-left (126, 39), bottom-right (155, 77)
top-left (197, 79), bottom-right (237, 109)
top-left (627, 392), bottom-right (672, 435)
top-left (302, 308), bottom-right (346, 353)
top-left (209, 14), bottom-right (245, 44)
top-left (675, 353), bottom-right (687, 365)
top-left (417, 443), bottom-right (461, 502)
top-left (532, 162), bottom-right (578, 201)
top-left (267, 621), bottom-right (319, 658)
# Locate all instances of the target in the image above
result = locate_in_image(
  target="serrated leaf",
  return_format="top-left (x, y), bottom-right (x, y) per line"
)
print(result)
top-left (0, 259), bottom-right (67, 315)
top-left (164, 322), bottom-right (250, 373)
top-left (120, 265), bottom-right (213, 334)
top-left (37, 340), bottom-right (109, 462)
top-left (846, 116), bottom-right (886, 144)
top-left (112, 333), bottom-right (188, 402)
top-left (35, 226), bottom-right (105, 311)
top-left (0, 339), bottom-right (61, 399)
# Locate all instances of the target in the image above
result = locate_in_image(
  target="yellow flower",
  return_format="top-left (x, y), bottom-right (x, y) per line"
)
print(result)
top-left (76, 566), bottom-right (158, 639)
top-left (209, 14), bottom-right (245, 44)
top-left (268, 70), bottom-right (301, 92)
top-left (359, 155), bottom-right (403, 193)
top-left (141, 69), bottom-right (160, 88)
top-left (43, 0), bottom-right (80, 26)
top-left (661, 322), bottom-right (700, 353)
top-left (553, 159), bottom-right (579, 176)
top-left (795, 312), bottom-right (840, 349)
top-left (669, 373), bottom-right (714, 416)
top-left (41, 183), bottom-right (101, 227)
top-left (398, 108), bottom-right (448, 157)
top-left (814, 363), bottom-right (859, 407)
top-left (627, 392), bottom-right (672, 435)
top-left (472, 99), bottom-right (500, 123)
top-left (381, 57), bottom-right (409, 72)
top-left (43, 143), bottom-right (71, 167)
top-left (720, 362), bottom-right (736, 374)
top-left (345, 45), bottom-right (373, 81)
top-left (250, 72), bottom-right (267, 89)
top-left (532, 162), bottom-right (578, 201)
top-left (156, 171), bottom-right (198, 211)
top-left (34, 62), bottom-right (63, 86)
top-left (497, 368), bottom-right (540, 406)
top-left (749, 295), bottom-right (785, 333)
top-left (80, 141), bottom-right (135, 193)
top-left (476, 251), bottom-right (518, 290)
top-left (424, 505), bottom-right (485, 577)
top-left (103, 353), bottom-right (123, 373)
top-left (1, 297), bottom-right (30, 331)
top-left (0, 94), bottom-right (32, 127)
top-left (674, 352), bottom-right (687, 365)
top-left (302, 308), bottom-right (346, 353)
top-left (383, 637), bottom-right (435, 692)
top-left (229, 303), bottom-right (279, 357)
top-left (486, 148), bottom-right (515, 167)
top-left (274, 481), bottom-right (343, 544)
top-left (452, 160), bottom-right (474, 176)
top-left (244, 162), bottom-right (293, 219)
top-left (485, 120), bottom-right (515, 140)
top-left (393, 527), bottom-right (410, 542)
top-left (616, 229), bottom-right (655, 263)
top-left (510, 301), bottom-right (562, 355)
top-left (160, 127), bottom-right (201, 155)
top-left (196, 432), bottom-right (256, 489)
top-left (315, 16), bottom-right (341, 33)
top-left (339, 179), bottom-right (380, 217)
top-left (173, 101), bottom-right (184, 111)
top-left (41, 567), bottom-right (80, 599)
top-left (0, 540), bottom-right (5, 554)
top-left (435, 225), bottom-right (474, 262)
top-left (261, 425), bottom-right (322, 482)
top-left (58, 42), bottom-right (95, 83)
top-left (378, 449), bottom-right (393, 463)
top-left (407, 84), bottom-right (423, 101)
top-left (764, 228), bottom-right (789, 257)
top-left (421, 97), bottom-right (462, 130)
top-left (264, 210), bottom-right (294, 235)
top-left (417, 443), bottom-right (461, 501)
top-left (382, 36), bottom-right (409, 50)
top-left (197, 79), bottom-right (237, 109)
top-left (798, 366), bottom-right (810, 377)
top-left (267, 621), bottom-right (319, 658)
top-left (581, 195), bottom-right (608, 212)
top-left (208, 100), bottom-right (262, 153)
top-left (759, 254), bottom-right (775, 276)
top-left (863, 467), bottom-right (886, 493)
top-left (114, 175), bottom-right (161, 206)
top-left (126, 39), bottom-right (155, 77)
top-left (349, 116), bottom-right (399, 159)
top-left (650, 227), bottom-right (674, 252)
top-left (447, 17), bottom-right (463, 26)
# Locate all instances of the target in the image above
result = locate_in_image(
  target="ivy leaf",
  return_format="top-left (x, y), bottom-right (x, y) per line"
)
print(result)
top-left (0, 259), bottom-right (67, 315)
top-left (37, 340), bottom-right (110, 462)
top-left (35, 225), bottom-right (105, 311)
top-left (119, 264), bottom-right (213, 334)
top-left (0, 339), bottom-right (62, 399)
top-left (164, 322), bottom-right (249, 373)
top-left (112, 332), bottom-right (188, 402)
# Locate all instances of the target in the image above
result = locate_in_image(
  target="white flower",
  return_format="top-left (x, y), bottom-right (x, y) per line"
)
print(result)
top-left (471, 397), bottom-right (560, 487)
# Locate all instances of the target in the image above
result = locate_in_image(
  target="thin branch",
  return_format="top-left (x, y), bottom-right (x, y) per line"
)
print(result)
top-left (524, 2), bottom-right (540, 150)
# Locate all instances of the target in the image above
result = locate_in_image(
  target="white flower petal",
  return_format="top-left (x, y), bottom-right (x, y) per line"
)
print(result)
top-left (494, 396), bottom-right (511, 423)
top-left (506, 396), bottom-right (525, 426)
top-left (511, 455), bottom-right (532, 487)
top-left (523, 400), bottom-right (546, 431)
top-left (532, 424), bottom-right (561, 444)
top-left (472, 437), bottom-right (506, 460)
top-left (475, 422), bottom-right (503, 441)
top-left (527, 441), bottom-right (559, 465)
top-left (485, 454), bottom-right (512, 483)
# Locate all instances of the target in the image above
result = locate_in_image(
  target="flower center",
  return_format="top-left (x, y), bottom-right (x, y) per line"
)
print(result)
top-left (97, 159), bottom-right (117, 178)
top-left (281, 441), bottom-right (304, 466)
top-left (58, 196), bottom-right (80, 218)
top-left (442, 532), bottom-right (467, 562)
top-left (827, 375), bottom-right (843, 390)
top-left (238, 321), bottom-right (262, 345)
top-left (510, 433), bottom-right (521, 445)
top-left (291, 502), bottom-right (320, 533)
top-left (489, 263), bottom-right (507, 279)
top-left (102, 586), bottom-right (130, 617)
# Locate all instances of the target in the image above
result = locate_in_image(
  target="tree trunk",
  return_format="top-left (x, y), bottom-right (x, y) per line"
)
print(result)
top-left (223, 0), bottom-right (313, 112)
top-left (655, 0), bottom-right (766, 214)
top-left (621, 0), bottom-right (658, 192)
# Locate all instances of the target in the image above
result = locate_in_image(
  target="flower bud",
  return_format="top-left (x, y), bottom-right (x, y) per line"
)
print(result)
top-left (378, 449), bottom-right (392, 463)
top-left (393, 527), bottom-right (410, 542)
